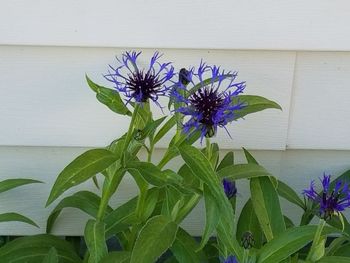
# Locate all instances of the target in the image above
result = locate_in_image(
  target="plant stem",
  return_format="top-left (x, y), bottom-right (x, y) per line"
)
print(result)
top-left (242, 249), bottom-right (249, 263)
top-left (205, 137), bottom-right (211, 160)
top-left (122, 104), bottom-right (140, 155)
top-left (147, 141), bottom-right (154, 163)
top-left (96, 105), bottom-right (140, 221)
top-left (306, 218), bottom-right (326, 261)
top-left (96, 169), bottom-right (123, 221)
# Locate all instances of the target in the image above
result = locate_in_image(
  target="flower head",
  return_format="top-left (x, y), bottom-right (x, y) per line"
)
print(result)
top-left (222, 178), bottom-right (237, 199)
top-left (223, 255), bottom-right (239, 263)
top-left (105, 51), bottom-right (175, 107)
top-left (171, 61), bottom-right (246, 141)
top-left (303, 173), bottom-right (350, 220)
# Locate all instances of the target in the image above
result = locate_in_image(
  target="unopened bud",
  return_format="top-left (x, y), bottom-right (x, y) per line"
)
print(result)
top-left (241, 231), bottom-right (255, 249)
top-left (179, 68), bottom-right (190, 85)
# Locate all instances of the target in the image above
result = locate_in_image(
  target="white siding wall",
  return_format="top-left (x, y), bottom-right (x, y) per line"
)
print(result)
top-left (1, 1), bottom-right (350, 235)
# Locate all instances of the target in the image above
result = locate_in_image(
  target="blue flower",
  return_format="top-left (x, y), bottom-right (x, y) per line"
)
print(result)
top-left (303, 173), bottom-right (350, 219)
top-left (171, 61), bottom-right (246, 141)
top-left (104, 51), bottom-right (175, 107)
top-left (223, 255), bottom-right (239, 263)
top-left (222, 178), bottom-right (237, 199)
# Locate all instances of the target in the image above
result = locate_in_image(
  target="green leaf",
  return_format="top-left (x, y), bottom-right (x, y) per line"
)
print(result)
top-left (46, 149), bottom-right (118, 206)
top-left (104, 197), bottom-right (138, 238)
top-left (42, 247), bottom-right (58, 263)
top-left (84, 219), bottom-right (108, 263)
top-left (46, 191), bottom-right (112, 233)
top-left (257, 225), bottom-right (337, 263)
top-left (153, 116), bottom-right (177, 144)
top-left (158, 131), bottom-right (201, 168)
top-left (325, 236), bottom-right (348, 256)
top-left (130, 215), bottom-right (178, 263)
top-left (138, 116), bottom-right (167, 141)
top-left (318, 256), bottom-right (350, 263)
top-left (233, 95), bottom-right (282, 120)
top-left (189, 74), bottom-right (237, 95)
top-left (236, 199), bottom-right (263, 248)
top-left (161, 186), bottom-right (182, 218)
top-left (100, 252), bottom-right (131, 263)
top-left (250, 176), bottom-right (285, 241)
top-left (216, 151), bottom-right (234, 171)
top-left (333, 242), bottom-right (350, 256)
top-left (242, 147), bottom-right (259, 164)
top-left (0, 212), bottom-right (38, 227)
top-left (171, 228), bottom-right (208, 263)
top-left (199, 185), bottom-right (220, 250)
top-left (175, 192), bottom-right (201, 224)
top-left (217, 164), bottom-right (271, 180)
top-left (0, 178), bottom-right (42, 194)
top-left (178, 164), bottom-right (200, 188)
top-left (178, 144), bottom-right (243, 260)
top-left (0, 234), bottom-right (82, 263)
top-left (127, 161), bottom-right (167, 187)
top-left (208, 143), bottom-right (220, 169)
top-left (309, 235), bottom-right (326, 262)
top-left (277, 180), bottom-right (305, 210)
top-left (86, 75), bottom-right (131, 116)
top-left (284, 216), bottom-right (295, 229)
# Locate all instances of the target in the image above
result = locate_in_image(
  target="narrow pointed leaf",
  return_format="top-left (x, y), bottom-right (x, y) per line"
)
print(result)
top-left (171, 228), bottom-right (208, 263)
top-left (153, 116), bottom-right (177, 144)
top-left (130, 215), bottom-right (178, 263)
top-left (217, 151), bottom-right (234, 171)
top-left (0, 212), bottom-right (38, 227)
top-left (86, 75), bottom-right (131, 116)
top-left (105, 197), bottom-right (138, 238)
top-left (127, 161), bottom-right (167, 187)
top-left (277, 180), bottom-right (305, 209)
top-left (250, 176), bottom-right (285, 241)
top-left (257, 226), bottom-right (338, 263)
top-left (217, 164), bottom-right (270, 180)
top-left (84, 219), bottom-right (108, 263)
top-left (46, 149), bottom-right (118, 206)
top-left (47, 191), bottom-right (112, 233)
top-left (0, 178), bottom-right (42, 194)
top-left (178, 144), bottom-right (243, 260)
top-left (233, 95), bottom-right (282, 120)
top-left (198, 185), bottom-right (220, 250)
top-left (236, 199), bottom-right (263, 248)
top-left (0, 234), bottom-right (82, 263)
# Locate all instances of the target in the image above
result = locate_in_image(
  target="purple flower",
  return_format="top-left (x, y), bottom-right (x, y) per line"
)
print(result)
top-left (303, 173), bottom-right (350, 220)
top-left (223, 255), bottom-right (238, 263)
top-left (222, 178), bottom-right (237, 199)
top-left (104, 51), bottom-right (175, 107)
top-left (171, 61), bottom-right (246, 141)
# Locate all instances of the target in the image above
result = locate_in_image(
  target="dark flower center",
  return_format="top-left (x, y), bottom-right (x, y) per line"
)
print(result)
top-left (321, 190), bottom-right (341, 219)
top-left (189, 87), bottom-right (225, 136)
top-left (126, 70), bottom-right (163, 102)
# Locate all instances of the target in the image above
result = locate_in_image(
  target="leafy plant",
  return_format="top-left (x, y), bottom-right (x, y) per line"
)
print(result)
top-left (2, 51), bottom-right (350, 263)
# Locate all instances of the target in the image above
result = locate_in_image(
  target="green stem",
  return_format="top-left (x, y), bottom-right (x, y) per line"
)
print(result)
top-left (96, 170), bottom-right (123, 221)
top-left (242, 249), bottom-right (249, 263)
top-left (306, 219), bottom-right (326, 261)
top-left (147, 141), bottom-right (154, 163)
top-left (205, 137), bottom-right (211, 160)
top-left (96, 105), bottom-right (140, 221)
top-left (122, 104), bottom-right (140, 156)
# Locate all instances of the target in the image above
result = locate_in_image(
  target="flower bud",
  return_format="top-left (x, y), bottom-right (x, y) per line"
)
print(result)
top-left (241, 231), bottom-right (255, 249)
top-left (179, 68), bottom-right (190, 85)
top-left (222, 178), bottom-right (237, 199)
